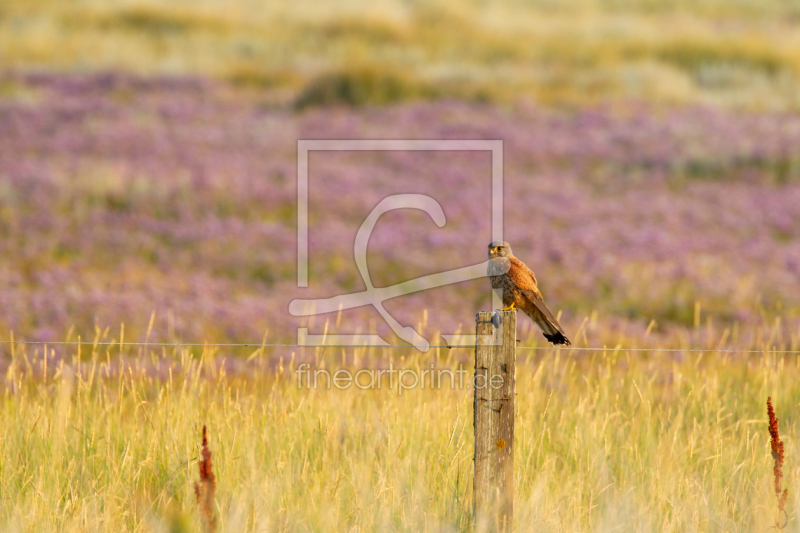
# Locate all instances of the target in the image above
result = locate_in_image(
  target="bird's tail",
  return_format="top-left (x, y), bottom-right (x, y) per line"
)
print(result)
top-left (522, 293), bottom-right (571, 346)
top-left (543, 330), bottom-right (570, 346)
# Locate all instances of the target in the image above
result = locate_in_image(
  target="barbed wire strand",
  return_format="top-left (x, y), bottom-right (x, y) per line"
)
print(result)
top-left (0, 340), bottom-right (798, 354)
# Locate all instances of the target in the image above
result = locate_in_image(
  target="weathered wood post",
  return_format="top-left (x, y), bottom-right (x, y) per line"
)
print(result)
top-left (474, 310), bottom-right (516, 532)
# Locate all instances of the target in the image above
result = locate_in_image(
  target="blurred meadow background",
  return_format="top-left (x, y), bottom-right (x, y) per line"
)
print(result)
top-left (1, 0), bottom-right (800, 531)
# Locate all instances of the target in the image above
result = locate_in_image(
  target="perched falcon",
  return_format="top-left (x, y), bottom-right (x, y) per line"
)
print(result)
top-left (487, 241), bottom-right (570, 345)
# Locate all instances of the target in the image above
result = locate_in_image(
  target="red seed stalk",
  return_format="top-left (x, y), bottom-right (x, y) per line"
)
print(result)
top-left (767, 397), bottom-right (788, 530)
top-left (194, 425), bottom-right (217, 533)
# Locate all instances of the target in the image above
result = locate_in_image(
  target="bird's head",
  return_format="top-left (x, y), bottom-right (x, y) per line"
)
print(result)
top-left (488, 241), bottom-right (512, 258)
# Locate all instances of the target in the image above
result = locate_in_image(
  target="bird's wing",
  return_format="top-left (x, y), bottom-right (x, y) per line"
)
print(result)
top-left (508, 257), bottom-right (570, 345)
top-left (507, 257), bottom-right (540, 294)
top-left (519, 258), bottom-right (537, 286)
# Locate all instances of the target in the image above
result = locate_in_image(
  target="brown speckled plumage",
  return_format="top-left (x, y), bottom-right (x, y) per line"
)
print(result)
top-left (487, 241), bottom-right (570, 345)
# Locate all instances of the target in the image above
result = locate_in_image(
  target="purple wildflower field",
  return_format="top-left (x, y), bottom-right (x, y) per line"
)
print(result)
top-left (1, 72), bottom-right (800, 351)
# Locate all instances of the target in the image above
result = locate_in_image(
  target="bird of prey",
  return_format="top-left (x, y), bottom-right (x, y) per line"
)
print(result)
top-left (487, 241), bottom-right (570, 345)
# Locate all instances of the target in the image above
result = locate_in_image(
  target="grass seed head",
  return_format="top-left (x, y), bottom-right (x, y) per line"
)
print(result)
top-left (194, 425), bottom-right (217, 533)
top-left (767, 397), bottom-right (789, 530)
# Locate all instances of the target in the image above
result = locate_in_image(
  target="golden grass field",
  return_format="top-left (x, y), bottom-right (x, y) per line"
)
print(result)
top-left (2, 0), bottom-right (800, 109)
top-left (1, 318), bottom-right (798, 532)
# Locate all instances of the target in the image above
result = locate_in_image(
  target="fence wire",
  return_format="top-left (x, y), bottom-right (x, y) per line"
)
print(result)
top-left (0, 340), bottom-right (797, 354)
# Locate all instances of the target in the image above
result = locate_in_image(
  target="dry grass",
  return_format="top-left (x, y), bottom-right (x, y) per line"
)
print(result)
top-left (2, 0), bottom-right (800, 108)
top-left (0, 318), bottom-right (797, 532)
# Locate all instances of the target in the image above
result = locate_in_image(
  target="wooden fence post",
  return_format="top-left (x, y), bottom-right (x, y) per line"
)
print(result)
top-left (474, 310), bottom-right (516, 532)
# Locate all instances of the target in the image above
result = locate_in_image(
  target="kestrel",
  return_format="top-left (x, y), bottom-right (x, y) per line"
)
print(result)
top-left (487, 241), bottom-right (570, 345)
